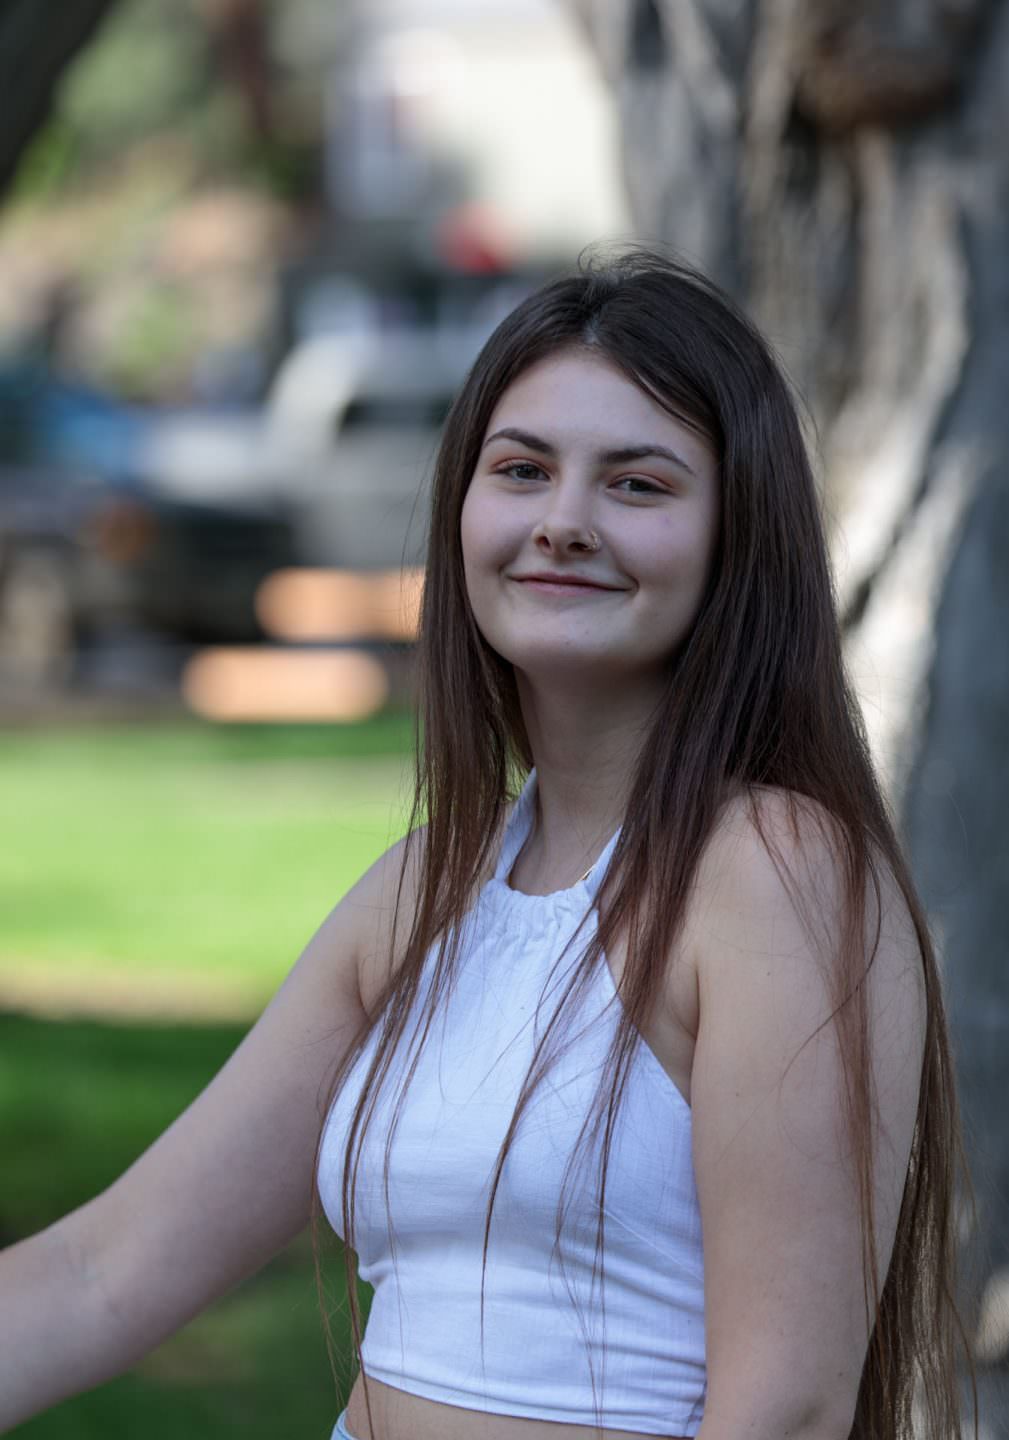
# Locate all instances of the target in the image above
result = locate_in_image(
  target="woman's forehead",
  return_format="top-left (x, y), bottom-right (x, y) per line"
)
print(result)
top-left (483, 349), bottom-right (716, 472)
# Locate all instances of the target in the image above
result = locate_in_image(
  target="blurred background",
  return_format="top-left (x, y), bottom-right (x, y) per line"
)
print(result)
top-left (1, 0), bottom-right (1007, 1435)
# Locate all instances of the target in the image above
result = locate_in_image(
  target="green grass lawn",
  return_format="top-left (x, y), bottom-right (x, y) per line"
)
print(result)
top-left (1, 1012), bottom-right (370, 1439)
top-left (1, 715), bottom-right (412, 1436)
top-left (0, 714), bottom-right (416, 1016)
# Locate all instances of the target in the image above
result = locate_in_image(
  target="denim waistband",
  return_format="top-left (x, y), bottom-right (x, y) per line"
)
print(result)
top-left (331, 1409), bottom-right (359, 1440)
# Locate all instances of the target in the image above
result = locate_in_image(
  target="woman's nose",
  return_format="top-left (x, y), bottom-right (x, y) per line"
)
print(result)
top-left (531, 486), bottom-right (599, 554)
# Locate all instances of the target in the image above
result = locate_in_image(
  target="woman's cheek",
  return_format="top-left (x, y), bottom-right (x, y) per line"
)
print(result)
top-left (460, 488), bottom-right (501, 572)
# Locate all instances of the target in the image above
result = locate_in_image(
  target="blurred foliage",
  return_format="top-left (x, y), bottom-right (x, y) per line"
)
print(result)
top-left (10, 121), bottom-right (81, 205)
top-left (101, 280), bottom-right (201, 394)
top-left (0, 1011), bottom-right (370, 1436)
top-left (14, 0), bottom-right (208, 202)
top-left (58, 1), bottom-right (209, 165)
top-left (0, 714), bottom-right (415, 1014)
top-left (0, 0), bottom-right (349, 394)
top-left (10, 0), bottom-right (330, 206)
top-left (0, 0), bottom-right (336, 396)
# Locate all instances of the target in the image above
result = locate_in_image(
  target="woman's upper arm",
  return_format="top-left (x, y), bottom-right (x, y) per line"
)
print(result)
top-left (73, 836), bottom-right (413, 1355)
top-left (685, 795), bottom-right (925, 1440)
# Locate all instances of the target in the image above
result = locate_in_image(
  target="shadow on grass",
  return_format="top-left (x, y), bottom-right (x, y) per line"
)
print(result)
top-left (1, 1012), bottom-right (369, 1439)
top-left (0, 709), bottom-right (418, 770)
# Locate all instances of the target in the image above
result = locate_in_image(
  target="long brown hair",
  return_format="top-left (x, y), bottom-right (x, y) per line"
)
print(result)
top-left (314, 247), bottom-right (976, 1439)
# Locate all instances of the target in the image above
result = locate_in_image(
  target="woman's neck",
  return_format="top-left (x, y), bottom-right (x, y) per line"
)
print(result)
top-left (512, 674), bottom-right (657, 888)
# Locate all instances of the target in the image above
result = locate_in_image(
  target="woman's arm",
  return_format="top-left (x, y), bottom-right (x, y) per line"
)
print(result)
top-left (0, 838), bottom-right (412, 1432)
top-left (684, 792), bottom-right (925, 1440)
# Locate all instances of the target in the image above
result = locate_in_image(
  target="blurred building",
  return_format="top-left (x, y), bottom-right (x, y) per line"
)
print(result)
top-left (321, 0), bottom-right (629, 265)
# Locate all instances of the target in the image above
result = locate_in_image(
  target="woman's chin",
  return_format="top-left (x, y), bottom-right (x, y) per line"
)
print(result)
top-left (505, 646), bottom-right (657, 691)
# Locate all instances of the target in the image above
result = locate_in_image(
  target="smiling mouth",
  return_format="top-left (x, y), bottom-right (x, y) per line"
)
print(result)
top-left (510, 575), bottom-right (623, 593)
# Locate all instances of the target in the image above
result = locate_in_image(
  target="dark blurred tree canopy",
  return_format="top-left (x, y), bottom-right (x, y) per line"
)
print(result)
top-left (0, 0), bottom-right (331, 396)
top-left (0, 0), bottom-right (321, 204)
top-left (0, 0), bottom-right (120, 197)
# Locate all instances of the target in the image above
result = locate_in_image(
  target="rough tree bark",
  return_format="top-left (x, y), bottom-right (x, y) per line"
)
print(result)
top-left (0, 0), bottom-right (122, 195)
top-left (569, 0), bottom-right (1009, 1431)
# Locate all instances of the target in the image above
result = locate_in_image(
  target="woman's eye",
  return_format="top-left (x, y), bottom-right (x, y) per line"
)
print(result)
top-left (499, 461), bottom-right (545, 482)
top-left (613, 476), bottom-right (664, 496)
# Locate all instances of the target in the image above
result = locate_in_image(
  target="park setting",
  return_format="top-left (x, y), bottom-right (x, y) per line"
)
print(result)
top-left (2, 1), bottom-right (1008, 1437)
top-left (2, 715), bottom-right (412, 1434)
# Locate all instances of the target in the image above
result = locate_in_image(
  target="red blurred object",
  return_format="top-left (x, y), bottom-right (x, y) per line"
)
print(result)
top-left (434, 204), bottom-right (513, 274)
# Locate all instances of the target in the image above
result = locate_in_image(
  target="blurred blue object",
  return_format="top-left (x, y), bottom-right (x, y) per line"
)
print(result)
top-left (0, 362), bottom-right (148, 478)
top-left (0, 362), bottom-right (296, 691)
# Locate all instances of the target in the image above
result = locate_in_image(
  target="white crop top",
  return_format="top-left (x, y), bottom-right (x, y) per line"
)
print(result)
top-left (318, 771), bottom-right (706, 1435)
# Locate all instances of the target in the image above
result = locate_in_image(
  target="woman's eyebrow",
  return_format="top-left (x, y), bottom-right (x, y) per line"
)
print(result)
top-left (482, 426), bottom-right (555, 454)
top-left (482, 426), bottom-right (697, 478)
top-left (603, 443), bottom-right (697, 477)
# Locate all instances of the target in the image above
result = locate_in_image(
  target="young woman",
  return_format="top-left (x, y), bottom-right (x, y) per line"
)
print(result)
top-left (1, 250), bottom-right (974, 1440)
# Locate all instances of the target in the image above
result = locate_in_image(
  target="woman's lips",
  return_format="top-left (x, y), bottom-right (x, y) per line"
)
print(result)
top-left (510, 574), bottom-right (623, 594)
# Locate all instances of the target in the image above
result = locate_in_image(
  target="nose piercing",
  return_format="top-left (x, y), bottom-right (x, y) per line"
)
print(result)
top-left (584, 531), bottom-right (601, 552)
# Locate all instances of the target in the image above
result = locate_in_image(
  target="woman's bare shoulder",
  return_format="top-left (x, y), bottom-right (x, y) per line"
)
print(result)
top-left (694, 783), bottom-right (895, 889)
top-left (683, 785), bottom-right (926, 1037)
top-left (336, 827), bottom-right (428, 1012)
top-left (705, 783), bottom-right (846, 861)
top-left (340, 825), bottom-right (427, 921)
top-left (683, 786), bottom-right (834, 928)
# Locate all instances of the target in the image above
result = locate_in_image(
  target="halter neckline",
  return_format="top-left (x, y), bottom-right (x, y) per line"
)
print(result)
top-left (491, 769), bottom-right (622, 903)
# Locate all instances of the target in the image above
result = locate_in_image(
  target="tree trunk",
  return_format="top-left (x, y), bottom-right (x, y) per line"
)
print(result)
top-left (570, 0), bottom-right (1009, 1426)
top-left (0, 0), bottom-right (122, 195)
top-left (195, 0), bottom-right (275, 143)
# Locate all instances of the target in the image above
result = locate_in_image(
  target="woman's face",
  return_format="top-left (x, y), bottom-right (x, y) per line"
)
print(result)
top-left (460, 347), bottom-right (720, 691)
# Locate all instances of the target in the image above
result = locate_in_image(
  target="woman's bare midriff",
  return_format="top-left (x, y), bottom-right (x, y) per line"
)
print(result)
top-left (344, 1375), bottom-right (692, 1440)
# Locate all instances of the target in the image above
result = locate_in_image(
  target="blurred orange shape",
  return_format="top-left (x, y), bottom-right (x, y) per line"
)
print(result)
top-left (376, 567), bottom-right (424, 640)
top-left (182, 646), bottom-right (389, 722)
top-left (256, 567), bottom-right (424, 642)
